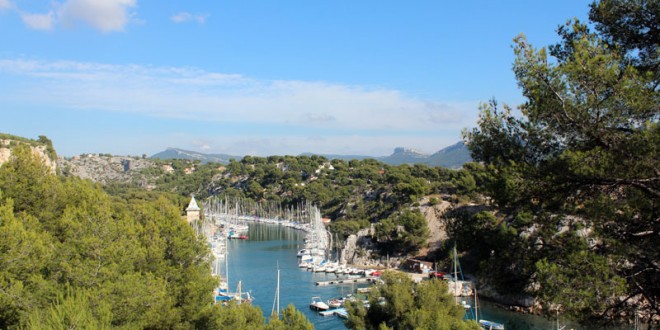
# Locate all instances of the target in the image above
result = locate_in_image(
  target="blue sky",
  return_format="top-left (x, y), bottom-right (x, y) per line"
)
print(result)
top-left (0, 0), bottom-right (591, 157)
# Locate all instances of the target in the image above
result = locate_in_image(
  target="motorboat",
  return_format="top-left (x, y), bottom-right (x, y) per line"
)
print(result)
top-left (479, 320), bottom-right (505, 330)
top-left (328, 297), bottom-right (344, 308)
top-left (310, 296), bottom-right (329, 311)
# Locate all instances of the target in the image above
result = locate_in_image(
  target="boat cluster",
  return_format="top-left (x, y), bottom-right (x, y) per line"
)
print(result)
top-left (310, 294), bottom-right (372, 320)
top-left (298, 254), bottom-right (380, 276)
top-left (227, 224), bottom-right (249, 239)
top-left (238, 215), bottom-right (313, 231)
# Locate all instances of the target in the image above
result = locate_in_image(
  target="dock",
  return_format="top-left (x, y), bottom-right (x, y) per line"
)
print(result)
top-left (315, 277), bottom-right (378, 286)
top-left (318, 309), bottom-right (335, 316)
top-left (318, 308), bottom-right (348, 318)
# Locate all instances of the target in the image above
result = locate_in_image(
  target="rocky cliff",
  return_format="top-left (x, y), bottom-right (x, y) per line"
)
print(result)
top-left (59, 154), bottom-right (157, 187)
top-left (0, 137), bottom-right (58, 174)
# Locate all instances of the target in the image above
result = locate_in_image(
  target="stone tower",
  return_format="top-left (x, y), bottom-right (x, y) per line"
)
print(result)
top-left (186, 196), bottom-right (200, 223)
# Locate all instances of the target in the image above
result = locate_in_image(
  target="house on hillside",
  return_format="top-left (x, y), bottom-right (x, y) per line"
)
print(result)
top-left (402, 258), bottom-right (433, 274)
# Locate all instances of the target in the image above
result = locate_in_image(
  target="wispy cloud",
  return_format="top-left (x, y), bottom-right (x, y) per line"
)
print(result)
top-left (0, 58), bottom-right (479, 155)
top-left (21, 12), bottom-right (54, 30)
top-left (59, 0), bottom-right (137, 32)
top-left (11, 0), bottom-right (136, 32)
top-left (171, 12), bottom-right (208, 24)
top-left (0, 0), bottom-right (12, 11)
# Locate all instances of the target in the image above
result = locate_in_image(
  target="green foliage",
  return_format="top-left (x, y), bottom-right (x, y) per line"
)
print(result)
top-left (151, 159), bottom-right (225, 198)
top-left (37, 135), bottom-right (57, 161)
top-left (89, 147), bottom-right (484, 259)
top-left (0, 199), bottom-right (53, 329)
top-left (535, 251), bottom-right (627, 321)
top-left (195, 303), bottom-right (314, 330)
top-left (0, 148), bottom-right (209, 328)
top-left (345, 271), bottom-right (479, 330)
top-left (197, 302), bottom-right (265, 329)
top-left (328, 219), bottom-right (370, 239)
top-left (0, 142), bottom-right (315, 329)
top-left (267, 304), bottom-right (314, 330)
top-left (26, 288), bottom-right (113, 330)
top-left (588, 0), bottom-right (659, 78)
top-left (0, 145), bottom-right (60, 221)
top-left (375, 210), bottom-right (429, 255)
top-left (463, 0), bottom-right (658, 321)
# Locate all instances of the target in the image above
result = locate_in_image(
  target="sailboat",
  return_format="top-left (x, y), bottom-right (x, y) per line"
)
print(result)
top-left (475, 287), bottom-right (505, 330)
top-left (271, 266), bottom-right (280, 317)
top-left (213, 235), bottom-right (252, 305)
top-left (450, 245), bottom-right (474, 315)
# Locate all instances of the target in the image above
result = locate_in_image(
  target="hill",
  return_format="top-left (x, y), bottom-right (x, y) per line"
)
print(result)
top-left (425, 142), bottom-right (472, 168)
top-left (152, 142), bottom-right (472, 168)
top-left (151, 147), bottom-right (240, 164)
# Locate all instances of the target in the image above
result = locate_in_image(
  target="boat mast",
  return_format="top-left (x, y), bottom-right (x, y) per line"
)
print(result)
top-left (271, 264), bottom-right (280, 317)
top-left (225, 240), bottom-right (229, 296)
top-left (475, 287), bottom-right (479, 321)
top-left (454, 244), bottom-right (458, 299)
top-left (237, 281), bottom-right (242, 305)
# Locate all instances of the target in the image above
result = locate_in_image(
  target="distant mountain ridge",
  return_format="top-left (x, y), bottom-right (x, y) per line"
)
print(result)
top-left (151, 142), bottom-right (472, 168)
top-left (151, 148), bottom-right (240, 164)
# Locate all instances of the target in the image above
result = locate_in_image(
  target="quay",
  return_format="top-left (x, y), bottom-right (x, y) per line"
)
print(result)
top-left (315, 277), bottom-right (378, 286)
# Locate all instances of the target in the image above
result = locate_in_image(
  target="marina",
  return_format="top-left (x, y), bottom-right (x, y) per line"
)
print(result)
top-left (220, 224), bottom-right (358, 330)
top-left (201, 222), bottom-right (591, 330)
top-left (314, 277), bottom-right (378, 286)
top-left (189, 197), bottom-right (608, 329)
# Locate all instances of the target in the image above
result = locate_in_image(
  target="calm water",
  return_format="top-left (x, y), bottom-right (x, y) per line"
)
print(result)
top-left (222, 224), bottom-right (639, 330)
top-left (223, 224), bottom-right (351, 330)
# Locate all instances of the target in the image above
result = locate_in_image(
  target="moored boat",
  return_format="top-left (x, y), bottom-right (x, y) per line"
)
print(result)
top-left (310, 296), bottom-right (330, 311)
top-left (475, 287), bottom-right (504, 329)
top-left (324, 263), bottom-right (337, 273)
top-left (328, 297), bottom-right (344, 308)
top-left (479, 320), bottom-right (505, 330)
top-left (313, 264), bottom-right (327, 272)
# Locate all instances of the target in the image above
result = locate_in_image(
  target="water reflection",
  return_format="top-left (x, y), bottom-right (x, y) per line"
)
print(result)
top-left (222, 223), bottom-right (640, 330)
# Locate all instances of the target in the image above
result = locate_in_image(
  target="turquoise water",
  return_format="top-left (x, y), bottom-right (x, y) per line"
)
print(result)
top-left (222, 224), bottom-right (638, 330)
top-left (223, 224), bottom-right (352, 330)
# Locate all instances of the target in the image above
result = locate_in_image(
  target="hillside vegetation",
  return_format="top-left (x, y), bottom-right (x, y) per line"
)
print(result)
top-left (0, 145), bottom-right (314, 329)
top-left (1, 0), bottom-right (655, 326)
top-left (463, 0), bottom-right (658, 323)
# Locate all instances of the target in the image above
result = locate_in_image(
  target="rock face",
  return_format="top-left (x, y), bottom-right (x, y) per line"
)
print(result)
top-left (416, 197), bottom-right (452, 253)
top-left (478, 282), bottom-right (538, 310)
top-left (0, 139), bottom-right (57, 174)
top-left (59, 154), bottom-right (155, 186)
top-left (340, 196), bottom-right (455, 266)
top-left (340, 226), bottom-right (377, 266)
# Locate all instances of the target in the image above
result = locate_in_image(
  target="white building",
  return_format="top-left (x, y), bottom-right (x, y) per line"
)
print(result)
top-left (186, 196), bottom-right (201, 223)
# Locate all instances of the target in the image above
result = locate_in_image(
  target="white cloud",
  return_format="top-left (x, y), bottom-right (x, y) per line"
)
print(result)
top-left (12, 0), bottom-right (137, 32)
top-left (171, 12), bottom-right (208, 24)
top-left (58, 0), bottom-right (137, 32)
top-left (0, 58), bottom-right (479, 155)
top-left (0, 0), bottom-right (12, 10)
top-left (21, 12), bottom-right (54, 30)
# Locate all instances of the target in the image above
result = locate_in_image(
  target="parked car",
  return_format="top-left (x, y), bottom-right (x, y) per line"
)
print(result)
top-left (429, 271), bottom-right (446, 279)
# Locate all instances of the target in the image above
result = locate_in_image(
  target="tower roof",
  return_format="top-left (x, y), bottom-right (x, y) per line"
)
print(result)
top-left (186, 196), bottom-right (200, 211)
